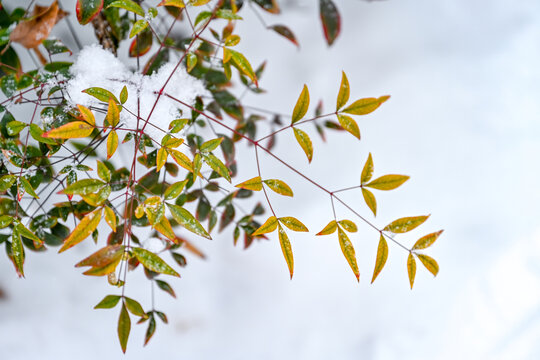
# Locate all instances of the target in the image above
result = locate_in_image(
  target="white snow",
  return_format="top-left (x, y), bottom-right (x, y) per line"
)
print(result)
top-left (65, 45), bottom-right (208, 143)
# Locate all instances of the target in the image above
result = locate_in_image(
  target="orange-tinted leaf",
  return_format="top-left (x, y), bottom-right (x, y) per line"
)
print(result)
top-left (76, 244), bottom-right (124, 268)
top-left (384, 215), bottom-right (429, 234)
top-left (412, 230), bottom-right (443, 250)
top-left (10, 1), bottom-right (66, 48)
top-left (292, 85), bottom-right (309, 124)
top-left (407, 253), bottom-right (416, 289)
top-left (154, 217), bottom-right (176, 240)
top-left (252, 216), bottom-right (278, 236)
top-left (360, 153), bottom-right (373, 184)
top-left (342, 95), bottom-right (390, 115)
top-left (279, 217), bottom-right (308, 232)
top-left (235, 176), bottom-right (263, 191)
top-left (43, 121), bottom-right (94, 139)
top-left (263, 179), bottom-right (293, 197)
top-left (365, 174), bottom-right (409, 191)
top-left (293, 128), bottom-right (313, 163)
top-left (336, 71), bottom-right (349, 110)
top-left (361, 188), bottom-right (377, 216)
top-left (59, 208), bottom-right (102, 252)
top-left (278, 225), bottom-right (294, 279)
top-left (371, 235), bottom-right (388, 283)
top-left (337, 114), bottom-right (360, 139)
top-left (316, 220), bottom-right (337, 235)
top-left (417, 254), bottom-right (439, 276)
top-left (338, 228), bottom-right (359, 281)
top-left (77, 104), bottom-right (96, 126)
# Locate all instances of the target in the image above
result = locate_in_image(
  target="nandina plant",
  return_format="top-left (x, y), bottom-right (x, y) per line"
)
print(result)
top-left (0, 0), bottom-right (443, 352)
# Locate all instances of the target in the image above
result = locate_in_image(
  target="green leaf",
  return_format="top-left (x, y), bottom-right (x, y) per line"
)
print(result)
top-left (11, 229), bottom-right (24, 277)
top-left (336, 71), bottom-right (350, 110)
top-left (291, 85), bottom-right (309, 124)
top-left (342, 95), bottom-right (390, 115)
top-left (338, 228), bottom-right (359, 281)
top-left (338, 220), bottom-right (357, 232)
top-left (360, 153), bottom-right (374, 184)
top-left (320, 0), bottom-right (341, 46)
top-left (316, 220), bottom-right (337, 236)
top-left (62, 179), bottom-right (105, 196)
top-left (361, 188), bottom-right (377, 216)
top-left (120, 86), bottom-right (128, 104)
top-left (97, 161), bottom-right (111, 182)
top-left (29, 124), bottom-right (57, 145)
top-left (337, 114), bottom-right (360, 139)
top-left (131, 247), bottom-right (180, 277)
top-left (144, 315), bottom-right (156, 346)
top-left (417, 254), bottom-right (439, 276)
top-left (83, 87), bottom-right (119, 104)
top-left (365, 174), bottom-right (409, 191)
top-left (279, 217), bottom-right (309, 232)
top-left (6, 120), bottom-right (26, 136)
top-left (108, 0), bottom-right (145, 16)
top-left (263, 179), bottom-right (293, 197)
top-left (226, 49), bottom-right (258, 86)
top-left (293, 128), bottom-right (313, 163)
top-left (200, 137), bottom-right (223, 153)
top-left (278, 225), bottom-right (294, 279)
top-left (43, 39), bottom-right (71, 55)
top-left (384, 215), bottom-right (429, 234)
top-left (252, 216), bottom-right (278, 236)
top-left (407, 253), bottom-right (416, 289)
top-left (20, 177), bottom-right (39, 199)
top-left (235, 176), bottom-right (262, 191)
top-left (94, 295), bottom-right (121, 309)
top-left (130, 19), bottom-right (149, 38)
top-left (215, 9), bottom-right (243, 21)
top-left (0, 175), bottom-right (16, 192)
top-left (371, 235), bottom-right (388, 283)
top-left (118, 302), bottom-right (131, 353)
top-left (164, 180), bottom-right (188, 200)
top-left (155, 279), bottom-right (176, 298)
top-left (59, 208), bottom-right (103, 253)
top-left (15, 221), bottom-right (43, 244)
top-left (167, 204), bottom-right (211, 240)
top-left (412, 230), bottom-right (443, 250)
top-left (0, 215), bottom-right (13, 228)
top-left (124, 297), bottom-right (146, 317)
top-left (76, 0), bottom-right (104, 25)
top-left (203, 153), bottom-right (231, 182)
top-left (43, 121), bottom-right (94, 139)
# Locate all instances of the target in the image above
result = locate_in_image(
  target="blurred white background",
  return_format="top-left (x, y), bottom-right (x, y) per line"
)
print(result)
top-left (1, 0), bottom-right (540, 359)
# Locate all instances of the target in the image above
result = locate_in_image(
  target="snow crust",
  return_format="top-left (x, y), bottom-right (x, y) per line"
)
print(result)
top-left (66, 45), bottom-right (208, 142)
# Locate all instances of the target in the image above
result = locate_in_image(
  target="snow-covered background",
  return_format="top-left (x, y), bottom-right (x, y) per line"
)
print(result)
top-left (2, 0), bottom-right (540, 359)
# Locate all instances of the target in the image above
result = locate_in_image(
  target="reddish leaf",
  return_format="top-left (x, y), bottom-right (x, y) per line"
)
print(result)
top-left (319, 0), bottom-right (341, 46)
top-left (76, 0), bottom-right (104, 25)
top-left (269, 25), bottom-right (298, 47)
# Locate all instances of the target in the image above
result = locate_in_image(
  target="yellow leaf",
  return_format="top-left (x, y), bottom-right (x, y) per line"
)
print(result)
top-left (338, 228), bottom-right (359, 282)
top-left (407, 253), bottom-right (416, 289)
top-left (293, 128), bottom-right (313, 163)
top-left (278, 225), bottom-right (294, 279)
top-left (342, 95), bottom-right (390, 115)
top-left (417, 254), bottom-right (439, 276)
top-left (168, 149), bottom-right (193, 173)
top-left (43, 121), bottom-right (94, 139)
top-left (365, 174), bottom-right (409, 191)
top-left (77, 104), bottom-right (95, 126)
top-left (228, 49), bottom-right (258, 86)
top-left (107, 130), bottom-right (118, 159)
top-left (252, 216), bottom-right (278, 236)
top-left (337, 114), bottom-right (360, 139)
top-left (361, 188), bottom-right (377, 217)
top-left (154, 217), bottom-right (176, 240)
top-left (360, 152), bottom-right (373, 184)
top-left (291, 84), bottom-right (309, 124)
top-left (59, 208), bottom-right (102, 253)
top-left (336, 71), bottom-right (350, 111)
top-left (371, 235), bottom-right (388, 283)
top-left (156, 148), bottom-right (167, 172)
top-left (338, 219), bottom-right (357, 232)
top-left (104, 206), bottom-right (117, 232)
top-left (235, 176), bottom-right (262, 191)
top-left (316, 220), bottom-right (337, 236)
top-left (384, 215), bottom-right (429, 234)
top-left (412, 230), bottom-right (443, 250)
top-left (157, 0), bottom-right (185, 8)
top-left (263, 179), bottom-right (293, 197)
top-left (106, 98), bottom-right (119, 127)
top-left (279, 217), bottom-right (308, 232)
